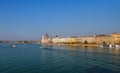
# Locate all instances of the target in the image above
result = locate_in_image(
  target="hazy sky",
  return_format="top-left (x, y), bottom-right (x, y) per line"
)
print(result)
top-left (0, 0), bottom-right (120, 40)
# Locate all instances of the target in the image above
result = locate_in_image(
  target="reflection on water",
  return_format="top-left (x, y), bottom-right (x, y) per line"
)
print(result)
top-left (109, 48), bottom-right (120, 54)
top-left (0, 44), bottom-right (120, 73)
top-left (86, 66), bottom-right (119, 73)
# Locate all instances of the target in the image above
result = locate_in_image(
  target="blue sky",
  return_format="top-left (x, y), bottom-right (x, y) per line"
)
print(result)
top-left (0, 0), bottom-right (120, 40)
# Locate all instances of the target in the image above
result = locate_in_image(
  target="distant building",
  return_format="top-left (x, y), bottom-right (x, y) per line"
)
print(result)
top-left (78, 36), bottom-right (96, 44)
top-left (41, 34), bottom-right (52, 44)
top-left (52, 37), bottom-right (71, 44)
top-left (41, 33), bottom-right (120, 45)
top-left (52, 36), bottom-right (79, 44)
top-left (110, 33), bottom-right (120, 44)
top-left (95, 35), bottom-right (112, 44)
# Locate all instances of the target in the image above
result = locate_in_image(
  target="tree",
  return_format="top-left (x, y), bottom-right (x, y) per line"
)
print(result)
top-left (84, 40), bottom-right (88, 44)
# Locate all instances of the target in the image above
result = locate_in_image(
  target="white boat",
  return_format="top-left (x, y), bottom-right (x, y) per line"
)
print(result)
top-left (99, 44), bottom-right (120, 48)
top-left (12, 45), bottom-right (16, 48)
top-left (40, 45), bottom-right (53, 50)
top-left (115, 45), bottom-right (120, 48)
top-left (99, 44), bottom-right (109, 48)
top-left (99, 44), bottom-right (114, 48)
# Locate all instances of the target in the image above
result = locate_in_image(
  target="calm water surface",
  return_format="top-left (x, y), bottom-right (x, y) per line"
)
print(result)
top-left (0, 44), bottom-right (120, 73)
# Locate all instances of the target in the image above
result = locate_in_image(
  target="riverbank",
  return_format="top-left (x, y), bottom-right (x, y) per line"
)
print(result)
top-left (64, 44), bottom-right (99, 48)
top-left (47, 43), bottom-right (99, 48)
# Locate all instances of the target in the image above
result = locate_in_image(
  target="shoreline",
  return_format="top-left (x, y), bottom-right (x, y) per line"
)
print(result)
top-left (42, 43), bottom-right (99, 48)
top-left (64, 44), bottom-right (99, 48)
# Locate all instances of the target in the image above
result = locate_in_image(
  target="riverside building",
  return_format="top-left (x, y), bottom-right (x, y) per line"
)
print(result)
top-left (41, 33), bottom-right (120, 45)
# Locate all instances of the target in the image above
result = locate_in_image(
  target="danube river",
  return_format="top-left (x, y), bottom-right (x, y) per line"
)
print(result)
top-left (0, 44), bottom-right (120, 73)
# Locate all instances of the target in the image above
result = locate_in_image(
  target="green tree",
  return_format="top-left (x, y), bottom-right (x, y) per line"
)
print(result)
top-left (84, 40), bottom-right (88, 44)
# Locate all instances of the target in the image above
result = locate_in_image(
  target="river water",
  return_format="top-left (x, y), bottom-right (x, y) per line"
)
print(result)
top-left (0, 44), bottom-right (120, 73)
